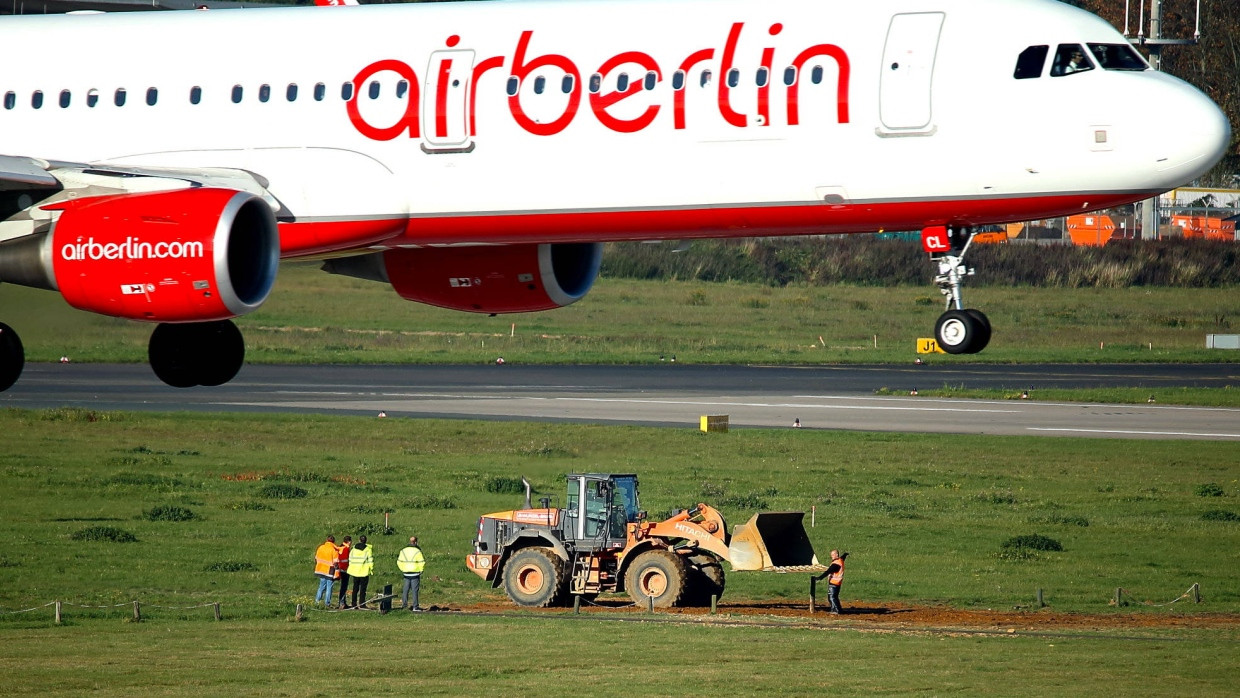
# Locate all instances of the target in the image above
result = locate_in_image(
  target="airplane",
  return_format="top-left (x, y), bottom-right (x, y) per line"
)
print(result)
top-left (0, 0), bottom-right (1230, 392)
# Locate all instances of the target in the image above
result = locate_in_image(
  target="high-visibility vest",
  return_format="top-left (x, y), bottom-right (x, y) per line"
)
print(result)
top-left (398, 546), bottom-right (426, 576)
top-left (314, 542), bottom-right (337, 579)
top-left (829, 557), bottom-right (845, 586)
top-left (349, 544), bottom-right (374, 578)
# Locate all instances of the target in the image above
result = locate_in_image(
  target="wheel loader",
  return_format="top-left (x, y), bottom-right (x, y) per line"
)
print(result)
top-left (465, 473), bottom-right (827, 608)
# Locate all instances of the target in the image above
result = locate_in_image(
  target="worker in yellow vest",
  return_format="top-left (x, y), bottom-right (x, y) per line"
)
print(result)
top-left (313, 535), bottom-right (338, 607)
top-left (397, 536), bottom-right (427, 612)
top-left (348, 535), bottom-right (374, 608)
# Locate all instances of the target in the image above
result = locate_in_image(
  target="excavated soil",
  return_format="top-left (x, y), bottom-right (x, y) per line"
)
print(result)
top-left (448, 599), bottom-right (1240, 633)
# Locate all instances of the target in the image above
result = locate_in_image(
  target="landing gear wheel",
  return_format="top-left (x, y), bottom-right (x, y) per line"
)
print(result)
top-left (0, 322), bottom-right (24, 392)
top-left (935, 309), bottom-right (983, 355)
top-left (148, 320), bottom-right (246, 388)
top-left (683, 553), bottom-right (726, 607)
top-left (625, 550), bottom-right (689, 608)
top-left (502, 548), bottom-right (568, 607)
top-left (964, 309), bottom-right (991, 353)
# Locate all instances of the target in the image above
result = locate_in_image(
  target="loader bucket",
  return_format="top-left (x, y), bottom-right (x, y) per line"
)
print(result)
top-left (727, 512), bottom-right (826, 572)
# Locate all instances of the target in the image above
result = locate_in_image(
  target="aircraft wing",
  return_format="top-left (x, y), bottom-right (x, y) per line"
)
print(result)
top-left (0, 155), bottom-right (61, 190)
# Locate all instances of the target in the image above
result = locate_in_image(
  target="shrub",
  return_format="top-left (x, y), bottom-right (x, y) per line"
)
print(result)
top-left (259, 483), bottom-right (308, 500)
top-left (104, 473), bottom-right (182, 488)
top-left (71, 526), bottom-right (138, 543)
top-left (230, 501), bottom-right (274, 511)
top-left (1029, 515), bottom-right (1089, 527)
top-left (484, 476), bottom-right (525, 495)
top-left (1195, 483), bottom-right (1225, 497)
top-left (403, 496), bottom-right (457, 510)
top-left (353, 522), bottom-right (396, 536)
top-left (1201, 510), bottom-right (1238, 522)
top-left (721, 493), bottom-right (769, 510)
top-left (1001, 534), bottom-right (1063, 552)
top-left (204, 561), bottom-right (258, 573)
top-left (143, 505), bottom-right (199, 522)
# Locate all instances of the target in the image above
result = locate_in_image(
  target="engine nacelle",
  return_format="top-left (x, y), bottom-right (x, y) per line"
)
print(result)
top-left (325, 242), bottom-right (602, 313)
top-left (44, 188), bottom-right (278, 322)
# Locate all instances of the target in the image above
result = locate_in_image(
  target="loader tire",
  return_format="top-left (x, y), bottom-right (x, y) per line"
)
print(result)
top-left (684, 553), bottom-right (726, 607)
top-left (503, 548), bottom-right (568, 607)
top-left (625, 550), bottom-right (688, 608)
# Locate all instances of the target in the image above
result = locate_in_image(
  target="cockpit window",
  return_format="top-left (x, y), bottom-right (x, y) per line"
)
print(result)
top-left (1050, 44), bottom-right (1094, 76)
top-left (1014, 45), bottom-right (1049, 79)
top-left (1087, 43), bottom-right (1148, 71)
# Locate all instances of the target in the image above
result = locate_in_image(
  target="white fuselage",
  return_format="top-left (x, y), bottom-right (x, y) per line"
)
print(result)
top-left (0, 0), bottom-right (1229, 255)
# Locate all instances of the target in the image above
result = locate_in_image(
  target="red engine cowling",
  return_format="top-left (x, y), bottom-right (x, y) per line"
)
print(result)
top-left (380, 243), bottom-right (602, 313)
top-left (45, 188), bottom-right (279, 322)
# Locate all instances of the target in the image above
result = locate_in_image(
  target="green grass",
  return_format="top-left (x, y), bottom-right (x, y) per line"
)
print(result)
top-left (4, 263), bottom-right (1239, 365)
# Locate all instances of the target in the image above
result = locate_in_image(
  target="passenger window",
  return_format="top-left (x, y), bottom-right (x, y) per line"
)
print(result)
top-left (811, 66), bottom-right (824, 84)
top-left (756, 67), bottom-right (769, 87)
top-left (87, 89), bottom-right (99, 108)
top-left (114, 88), bottom-right (127, 107)
top-left (783, 66), bottom-right (797, 86)
top-left (3, 92), bottom-right (14, 110)
top-left (367, 81), bottom-right (380, 99)
top-left (1087, 43), bottom-right (1147, 71)
top-left (190, 86), bottom-right (202, 105)
top-left (643, 71), bottom-right (656, 90)
top-left (672, 70), bottom-right (685, 90)
top-left (726, 68), bottom-right (739, 88)
top-left (341, 82), bottom-right (354, 100)
top-left (314, 83), bottom-right (326, 101)
top-left (286, 83), bottom-right (298, 102)
top-left (1013, 45), bottom-right (1049, 79)
top-left (1050, 44), bottom-right (1094, 76)
top-left (589, 74), bottom-right (601, 93)
top-left (561, 75), bottom-right (574, 93)
top-left (146, 88), bottom-right (158, 106)
top-left (231, 85), bottom-right (243, 103)
top-left (505, 77), bottom-right (518, 96)
top-left (259, 84), bottom-right (271, 103)
top-left (533, 76), bottom-right (546, 95)
top-left (699, 69), bottom-right (712, 87)
top-left (59, 90), bottom-right (71, 108)
top-left (395, 80), bottom-right (408, 99)
top-left (617, 73), bottom-right (629, 92)
top-left (32, 91), bottom-right (43, 109)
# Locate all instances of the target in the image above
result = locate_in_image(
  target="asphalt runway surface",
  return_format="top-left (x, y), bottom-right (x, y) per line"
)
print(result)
top-left (6, 362), bottom-right (1240, 441)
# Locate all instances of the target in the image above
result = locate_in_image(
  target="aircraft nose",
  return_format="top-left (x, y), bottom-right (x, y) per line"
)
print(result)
top-left (1150, 73), bottom-right (1231, 184)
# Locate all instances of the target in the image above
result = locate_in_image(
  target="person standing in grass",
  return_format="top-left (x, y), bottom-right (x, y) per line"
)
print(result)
top-left (348, 535), bottom-right (374, 608)
top-left (334, 535), bottom-right (352, 608)
top-left (313, 535), bottom-right (338, 607)
top-left (397, 536), bottom-right (426, 612)
top-left (825, 549), bottom-right (846, 614)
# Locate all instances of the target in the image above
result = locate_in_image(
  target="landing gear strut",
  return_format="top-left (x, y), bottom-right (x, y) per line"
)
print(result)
top-left (148, 319), bottom-right (246, 388)
top-left (923, 225), bottom-right (991, 354)
top-left (0, 322), bottom-right (24, 392)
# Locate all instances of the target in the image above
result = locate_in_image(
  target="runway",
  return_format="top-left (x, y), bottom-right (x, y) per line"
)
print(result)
top-left (4, 362), bottom-right (1240, 440)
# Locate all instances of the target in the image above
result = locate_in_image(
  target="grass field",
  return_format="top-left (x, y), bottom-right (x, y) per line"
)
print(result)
top-left (3, 409), bottom-right (1239, 692)
top-left (3, 262), bottom-right (1239, 365)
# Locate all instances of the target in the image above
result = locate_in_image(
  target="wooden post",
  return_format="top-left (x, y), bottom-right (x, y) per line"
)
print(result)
top-left (132, 600), bottom-right (141, 622)
top-left (1036, 588), bottom-right (1045, 607)
top-left (295, 603), bottom-right (304, 622)
top-left (573, 596), bottom-right (581, 614)
top-left (54, 601), bottom-right (62, 624)
top-left (1114, 588), bottom-right (1123, 607)
top-left (646, 595), bottom-right (654, 613)
top-left (213, 602), bottom-right (222, 621)
top-left (1192, 583), bottom-right (1201, 603)
top-left (380, 584), bottom-right (392, 615)
top-left (809, 577), bottom-right (817, 613)
top-left (710, 594), bottom-right (717, 615)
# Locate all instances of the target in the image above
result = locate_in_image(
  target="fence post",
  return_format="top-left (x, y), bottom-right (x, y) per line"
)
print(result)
top-left (380, 584), bottom-right (392, 615)
top-left (809, 577), bottom-right (817, 613)
top-left (573, 596), bottom-right (581, 614)
top-left (647, 595), bottom-right (654, 614)
top-left (710, 594), bottom-right (717, 615)
top-left (295, 603), bottom-right (304, 622)
top-left (214, 602), bottom-right (222, 621)
top-left (1192, 583), bottom-right (1201, 603)
top-left (1114, 588), bottom-right (1123, 607)
top-left (1036, 588), bottom-right (1045, 608)
top-left (54, 601), bottom-right (62, 625)
top-left (132, 600), bottom-right (141, 622)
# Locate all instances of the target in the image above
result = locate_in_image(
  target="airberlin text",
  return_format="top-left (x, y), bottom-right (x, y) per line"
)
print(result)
top-left (61, 237), bottom-right (206, 262)
top-left (348, 22), bottom-right (851, 141)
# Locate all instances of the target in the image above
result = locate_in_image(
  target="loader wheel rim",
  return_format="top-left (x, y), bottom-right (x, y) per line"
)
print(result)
top-left (516, 564), bottom-right (544, 594)
top-left (639, 569), bottom-right (667, 597)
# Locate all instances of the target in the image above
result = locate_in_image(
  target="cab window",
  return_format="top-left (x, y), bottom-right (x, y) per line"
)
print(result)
top-left (1087, 43), bottom-right (1147, 71)
top-left (1013, 45), bottom-right (1048, 79)
top-left (1050, 44), bottom-right (1094, 76)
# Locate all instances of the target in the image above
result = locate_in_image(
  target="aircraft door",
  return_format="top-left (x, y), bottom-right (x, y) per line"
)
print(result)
top-left (879, 12), bottom-right (944, 133)
top-left (422, 49), bottom-right (475, 151)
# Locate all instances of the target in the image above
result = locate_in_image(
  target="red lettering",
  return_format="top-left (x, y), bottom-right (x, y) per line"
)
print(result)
top-left (717, 23), bottom-right (746, 128)
top-left (348, 59), bottom-right (421, 140)
top-left (673, 48), bottom-right (713, 130)
top-left (787, 44), bottom-right (851, 126)
top-left (590, 51), bottom-right (662, 133)
top-left (757, 23), bottom-right (782, 127)
top-left (509, 30), bottom-right (581, 136)
top-left (435, 58), bottom-right (453, 138)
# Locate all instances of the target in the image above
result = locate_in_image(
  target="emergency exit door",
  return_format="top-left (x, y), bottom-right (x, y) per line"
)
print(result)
top-left (879, 12), bottom-right (944, 132)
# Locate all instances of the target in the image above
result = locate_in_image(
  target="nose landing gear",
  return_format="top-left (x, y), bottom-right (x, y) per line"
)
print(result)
top-left (923, 225), bottom-right (991, 355)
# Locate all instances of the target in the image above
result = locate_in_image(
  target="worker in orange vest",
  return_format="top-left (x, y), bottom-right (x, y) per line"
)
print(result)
top-left (335, 535), bottom-right (353, 608)
top-left (826, 549), bottom-right (847, 614)
top-left (313, 535), bottom-right (338, 606)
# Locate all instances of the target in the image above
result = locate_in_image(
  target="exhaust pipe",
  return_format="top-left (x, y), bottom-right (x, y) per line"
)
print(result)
top-left (0, 233), bottom-right (55, 290)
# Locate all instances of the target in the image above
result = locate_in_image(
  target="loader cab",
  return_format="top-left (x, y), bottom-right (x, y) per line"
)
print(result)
top-left (563, 473), bottom-right (639, 551)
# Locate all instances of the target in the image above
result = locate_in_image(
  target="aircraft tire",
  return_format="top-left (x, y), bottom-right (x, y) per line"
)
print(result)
top-left (0, 322), bottom-right (24, 392)
top-left (964, 309), bottom-right (991, 354)
top-left (935, 309), bottom-right (981, 355)
top-left (196, 320), bottom-right (246, 387)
